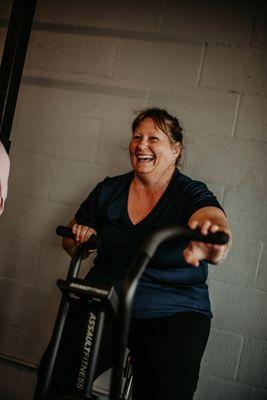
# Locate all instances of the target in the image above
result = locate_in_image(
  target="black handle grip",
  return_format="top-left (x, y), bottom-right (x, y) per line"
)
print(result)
top-left (183, 228), bottom-right (229, 245)
top-left (56, 225), bottom-right (75, 239)
top-left (56, 225), bottom-right (101, 250)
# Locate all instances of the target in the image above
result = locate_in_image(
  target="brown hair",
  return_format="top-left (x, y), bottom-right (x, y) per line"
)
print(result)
top-left (132, 107), bottom-right (183, 169)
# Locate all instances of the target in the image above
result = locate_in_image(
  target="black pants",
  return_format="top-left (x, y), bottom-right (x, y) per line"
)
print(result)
top-left (35, 312), bottom-right (210, 400)
top-left (94, 311), bottom-right (210, 400)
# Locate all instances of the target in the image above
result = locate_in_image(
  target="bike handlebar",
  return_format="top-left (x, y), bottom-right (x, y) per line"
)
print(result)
top-left (140, 226), bottom-right (229, 258)
top-left (56, 225), bottom-right (101, 251)
top-left (56, 224), bottom-right (230, 400)
top-left (57, 224), bottom-right (229, 254)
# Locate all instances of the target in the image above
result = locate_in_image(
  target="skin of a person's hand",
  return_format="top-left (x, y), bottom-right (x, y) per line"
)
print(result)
top-left (183, 219), bottom-right (231, 267)
top-left (72, 224), bottom-right (97, 243)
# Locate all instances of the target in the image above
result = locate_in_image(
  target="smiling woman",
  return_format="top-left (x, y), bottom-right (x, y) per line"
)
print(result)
top-left (35, 107), bottom-right (231, 400)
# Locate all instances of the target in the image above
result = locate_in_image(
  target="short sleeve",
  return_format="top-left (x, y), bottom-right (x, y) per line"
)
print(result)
top-left (180, 180), bottom-right (225, 224)
top-left (75, 179), bottom-right (107, 228)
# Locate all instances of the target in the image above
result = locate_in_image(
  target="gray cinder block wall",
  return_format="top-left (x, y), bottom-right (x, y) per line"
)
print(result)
top-left (0, 1), bottom-right (267, 399)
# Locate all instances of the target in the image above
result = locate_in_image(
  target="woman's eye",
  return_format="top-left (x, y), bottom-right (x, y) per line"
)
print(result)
top-left (150, 136), bottom-right (160, 141)
top-left (133, 135), bottom-right (141, 140)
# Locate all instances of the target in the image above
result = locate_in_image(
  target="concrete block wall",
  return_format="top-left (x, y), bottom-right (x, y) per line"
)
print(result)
top-left (0, 0), bottom-right (266, 399)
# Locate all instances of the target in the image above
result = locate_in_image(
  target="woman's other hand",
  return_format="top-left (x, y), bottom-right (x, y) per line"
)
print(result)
top-left (62, 219), bottom-right (97, 257)
top-left (72, 223), bottom-right (97, 243)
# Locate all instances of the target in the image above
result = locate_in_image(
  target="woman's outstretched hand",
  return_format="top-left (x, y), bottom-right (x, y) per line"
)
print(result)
top-left (183, 219), bottom-right (231, 267)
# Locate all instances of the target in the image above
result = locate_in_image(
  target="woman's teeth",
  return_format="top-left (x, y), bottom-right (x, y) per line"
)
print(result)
top-left (137, 155), bottom-right (154, 161)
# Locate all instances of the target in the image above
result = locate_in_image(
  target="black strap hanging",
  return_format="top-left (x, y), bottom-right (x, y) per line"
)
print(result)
top-left (0, 0), bottom-right (37, 153)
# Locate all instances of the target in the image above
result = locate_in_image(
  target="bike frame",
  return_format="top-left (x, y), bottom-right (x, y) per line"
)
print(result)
top-left (40, 225), bottom-right (228, 400)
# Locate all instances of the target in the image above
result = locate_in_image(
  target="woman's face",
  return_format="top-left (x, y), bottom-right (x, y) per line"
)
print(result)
top-left (129, 117), bottom-right (180, 177)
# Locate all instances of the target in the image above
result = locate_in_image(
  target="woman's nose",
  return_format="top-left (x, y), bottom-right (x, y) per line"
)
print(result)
top-left (137, 138), bottom-right (148, 148)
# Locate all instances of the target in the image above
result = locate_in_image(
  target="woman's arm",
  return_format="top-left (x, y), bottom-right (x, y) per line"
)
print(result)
top-left (62, 218), bottom-right (97, 258)
top-left (183, 206), bottom-right (232, 267)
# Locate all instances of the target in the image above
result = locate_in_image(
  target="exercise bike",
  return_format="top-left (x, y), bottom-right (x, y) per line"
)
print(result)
top-left (36, 225), bottom-right (229, 400)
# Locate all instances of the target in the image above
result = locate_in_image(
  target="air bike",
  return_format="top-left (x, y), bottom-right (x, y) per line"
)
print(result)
top-left (37, 226), bottom-right (229, 400)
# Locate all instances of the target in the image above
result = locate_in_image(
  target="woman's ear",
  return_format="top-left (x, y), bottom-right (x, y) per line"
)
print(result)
top-left (173, 142), bottom-right (182, 156)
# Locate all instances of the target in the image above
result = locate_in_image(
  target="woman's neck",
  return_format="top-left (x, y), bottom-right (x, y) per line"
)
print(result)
top-left (132, 166), bottom-right (176, 193)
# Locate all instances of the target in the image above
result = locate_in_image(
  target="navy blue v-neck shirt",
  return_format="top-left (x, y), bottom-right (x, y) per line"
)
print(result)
top-left (75, 170), bottom-right (224, 318)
